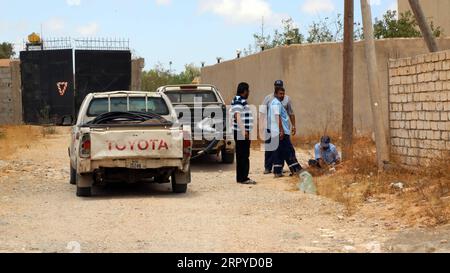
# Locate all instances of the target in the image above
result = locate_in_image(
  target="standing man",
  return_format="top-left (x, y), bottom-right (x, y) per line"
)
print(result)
top-left (260, 80), bottom-right (296, 174)
top-left (231, 82), bottom-right (256, 185)
top-left (269, 87), bottom-right (302, 178)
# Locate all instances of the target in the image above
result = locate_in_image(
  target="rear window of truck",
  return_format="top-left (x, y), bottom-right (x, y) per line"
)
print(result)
top-left (87, 97), bottom-right (170, 117)
top-left (165, 91), bottom-right (218, 104)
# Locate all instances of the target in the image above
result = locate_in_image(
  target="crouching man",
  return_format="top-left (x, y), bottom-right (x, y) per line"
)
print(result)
top-left (309, 136), bottom-right (341, 169)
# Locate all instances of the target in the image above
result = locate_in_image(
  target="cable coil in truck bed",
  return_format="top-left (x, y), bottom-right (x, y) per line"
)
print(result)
top-left (87, 112), bottom-right (173, 126)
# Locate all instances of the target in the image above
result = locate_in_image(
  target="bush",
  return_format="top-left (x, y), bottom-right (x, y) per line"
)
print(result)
top-left (41, 126), bottom-right (57, 136)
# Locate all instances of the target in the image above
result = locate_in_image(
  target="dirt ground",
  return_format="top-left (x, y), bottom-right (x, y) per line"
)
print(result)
top-left (1, 126), bottom-right (450, 253)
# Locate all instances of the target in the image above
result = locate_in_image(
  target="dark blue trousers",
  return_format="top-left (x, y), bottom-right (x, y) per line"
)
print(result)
top-left (273, 135), bottom-right (302, 175)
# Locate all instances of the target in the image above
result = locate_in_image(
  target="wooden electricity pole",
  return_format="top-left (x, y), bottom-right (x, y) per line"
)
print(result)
top-left (408, 0), bottom-right (439, 52)
top-left (342, 0), bottom-right (354, 161)
top-left (360, 0), bottom-right (390, 170)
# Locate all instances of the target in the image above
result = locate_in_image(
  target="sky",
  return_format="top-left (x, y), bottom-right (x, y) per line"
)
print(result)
top-left (1, 0), bottom-right (398, 71)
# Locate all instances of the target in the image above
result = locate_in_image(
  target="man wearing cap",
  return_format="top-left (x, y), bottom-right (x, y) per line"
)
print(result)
top-left (309, 136), bottom-right (341, 169)
top-left (269, 87), bottom-right (302, 178)
top-left (259, 80), bottom-right (297, 174)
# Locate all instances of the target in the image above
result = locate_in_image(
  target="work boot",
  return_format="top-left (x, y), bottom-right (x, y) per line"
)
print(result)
top-left (264, 169), bottom-right (272, 175)
top-left (274, 173), bottom-right (284, 178)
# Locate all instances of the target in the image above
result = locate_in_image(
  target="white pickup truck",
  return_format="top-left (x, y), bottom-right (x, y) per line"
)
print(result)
top-left (69, 91), bottom-right (192, 197)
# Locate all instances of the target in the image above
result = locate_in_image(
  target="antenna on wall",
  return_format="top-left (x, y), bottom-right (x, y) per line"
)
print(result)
top-left (261, 16), bottom-right (265, 39)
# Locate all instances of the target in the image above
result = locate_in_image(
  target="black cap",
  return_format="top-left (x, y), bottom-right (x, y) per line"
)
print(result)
top-left (320, 136), bottom-right (331, 149)
top-left (274, 80), bottom-right (284, 87)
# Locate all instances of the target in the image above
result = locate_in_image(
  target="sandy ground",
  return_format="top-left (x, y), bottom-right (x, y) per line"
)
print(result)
top-left (1, 127), bottom-right (450, 253)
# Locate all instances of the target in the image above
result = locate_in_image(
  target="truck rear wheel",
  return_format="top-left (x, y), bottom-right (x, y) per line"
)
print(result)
top-left (76, 187), bottom-right (92, 197)
top-left (76, 173), bottom-right (93, 197)
top-left (221, 150), bottom-right (235, 164)
top-left (70, 165), bottom-right (76, 185)
top-left (172, 169), bottom-right (191, 194)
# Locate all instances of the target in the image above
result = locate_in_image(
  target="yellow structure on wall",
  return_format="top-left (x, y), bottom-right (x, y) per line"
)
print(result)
top-left (28, 33), bottom-right (42, 44)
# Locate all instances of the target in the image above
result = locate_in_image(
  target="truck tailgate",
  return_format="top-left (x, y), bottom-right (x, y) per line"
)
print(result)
top-left (90, 128), bottom-right (183, 161)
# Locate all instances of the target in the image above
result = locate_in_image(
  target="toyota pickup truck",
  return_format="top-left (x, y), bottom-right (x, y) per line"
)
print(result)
top-left (69, 91), bottom-right (192, 197)
top-left (158, 84), bottom-right (235, 163)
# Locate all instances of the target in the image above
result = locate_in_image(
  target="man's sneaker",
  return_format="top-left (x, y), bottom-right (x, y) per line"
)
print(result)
top-left (264, 169), bottom-right (272, 175)
top-left (274, 173), bottom-right (284, 178)
top-left (239, 179), bottom-right (257, 185)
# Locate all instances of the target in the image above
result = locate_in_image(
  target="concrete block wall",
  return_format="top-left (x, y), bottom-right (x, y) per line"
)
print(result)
top-left (202, 38), bottom-right (450, 136)
top-left (0, 66), bottom-right (13, 123)
top-left (389, 50), bottom-right (450, 166)
top-left (0, 60), bottom-right (22, 125)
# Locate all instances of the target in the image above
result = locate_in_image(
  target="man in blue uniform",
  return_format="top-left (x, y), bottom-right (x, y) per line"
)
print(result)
top-left (268, 87), bottom-right (302, 178)
top-left (308, 136), bottom-right (341, 169)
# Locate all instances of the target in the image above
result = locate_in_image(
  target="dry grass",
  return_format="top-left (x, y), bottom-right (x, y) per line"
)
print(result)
top-left (41, 126), bottom-right (57, 137)
top-left (312, 137), bottom-right (450, 227)
top-left (0, 126), bottom-right (45, 160)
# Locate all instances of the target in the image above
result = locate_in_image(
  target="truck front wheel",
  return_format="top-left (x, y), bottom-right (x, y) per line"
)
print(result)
top-left (221, 149), bottom-right (235, 164)
top-left (172, 169), bottom-right (191, 194)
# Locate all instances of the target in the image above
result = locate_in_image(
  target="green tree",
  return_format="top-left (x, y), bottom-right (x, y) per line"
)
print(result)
top-left (307, 15), bottom-right (364, 43)
top-left (374, 10), bottom-right (442, 39)
top-left (0, 42), bottom-right (15, 59)
top-left (251, 17), bottom-right (304, 53)
top-left (307, 18), bottom-right (336, 43)
top-left (141, 63), bottom-right (200, 92)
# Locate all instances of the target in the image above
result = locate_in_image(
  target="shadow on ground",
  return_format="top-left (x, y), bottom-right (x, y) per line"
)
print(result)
top-left (190, 154), bottom-right (235, 173)
top-left (83, 182), bottom-right (198, 200)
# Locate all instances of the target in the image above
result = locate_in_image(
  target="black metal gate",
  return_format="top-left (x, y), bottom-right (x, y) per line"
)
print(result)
top-left (74, 50), bottom-right (131, 113)
top-left (20, 49), bottom-right (74, 124)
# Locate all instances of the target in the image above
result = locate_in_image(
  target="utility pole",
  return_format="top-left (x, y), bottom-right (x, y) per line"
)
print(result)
top-left (342, 0), bottom-right (354, 161)
top-left (408, 0), bottom-right (439, 52)
top-left (360, 0), bottom-right (390, 170)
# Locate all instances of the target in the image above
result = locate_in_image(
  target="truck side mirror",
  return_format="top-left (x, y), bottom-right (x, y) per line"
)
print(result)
top-left (178, 112), bottom-right (184, 119)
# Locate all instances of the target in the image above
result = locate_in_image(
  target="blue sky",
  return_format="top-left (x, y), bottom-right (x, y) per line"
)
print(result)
top-left (1, 0), bottom-right (398, 71)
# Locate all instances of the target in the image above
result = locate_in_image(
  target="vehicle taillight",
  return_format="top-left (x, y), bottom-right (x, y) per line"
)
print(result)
top-left (80, 134), bottom-right (91, 158)
top-left (183, 131), bottom-right (192, 157)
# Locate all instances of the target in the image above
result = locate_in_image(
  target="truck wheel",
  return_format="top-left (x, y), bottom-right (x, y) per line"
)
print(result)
top-left (76, 173), bottom-right (93, 197)
top-left (70, 165), bottom-right (76, 185)
top-left (172, 169), bottom-right (191, 194)
top-left (222, 150), bottom-right (235, 164)
top-left (76, 187), bottom-right (92, 197)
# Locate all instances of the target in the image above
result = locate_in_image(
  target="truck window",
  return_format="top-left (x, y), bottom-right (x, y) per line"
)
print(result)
top-left (87, 97), bottom-right (170, 117)
top-left (166, 91), bottom-right (218, 103)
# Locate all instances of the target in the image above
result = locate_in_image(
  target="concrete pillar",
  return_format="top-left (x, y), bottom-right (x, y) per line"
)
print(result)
top-left (131, 58), bottom-right (145, 91)
top-left (10, 60), bottom-right (22, 124)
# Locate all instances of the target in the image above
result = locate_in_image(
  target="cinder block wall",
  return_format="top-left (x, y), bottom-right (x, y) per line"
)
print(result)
top-left (389, 50), bottom-right (450, 166)
top-left (0, 60), bottom-right (22, 125)
top-left (0, 65), bottom-right (13, 123)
